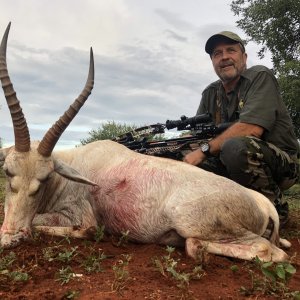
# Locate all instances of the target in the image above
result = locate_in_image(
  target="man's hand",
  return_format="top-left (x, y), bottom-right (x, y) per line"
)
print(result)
top-left (183, 122), bottom-right (264, 166)
top-left (183, 148), bottom-right (206, 166)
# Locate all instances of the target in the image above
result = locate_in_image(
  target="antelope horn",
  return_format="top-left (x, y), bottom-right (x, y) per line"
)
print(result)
top-left (0, 22), bottom-right (30, 152)
top-left (37, 47), bottom-right (94, 157)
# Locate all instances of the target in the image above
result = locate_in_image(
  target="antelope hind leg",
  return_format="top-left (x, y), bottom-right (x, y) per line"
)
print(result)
top-left (186, 236), bottom-right (289, 262)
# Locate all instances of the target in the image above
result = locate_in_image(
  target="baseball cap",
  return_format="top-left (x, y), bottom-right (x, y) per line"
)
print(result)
top-left (205, 31), bottom-right (245, 55)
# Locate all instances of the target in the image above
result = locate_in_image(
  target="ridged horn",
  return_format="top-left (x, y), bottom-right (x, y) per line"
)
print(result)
top-left (37, 47), bottom-right (94, 157)
top-left (0, 22), bottom-right (31, 152)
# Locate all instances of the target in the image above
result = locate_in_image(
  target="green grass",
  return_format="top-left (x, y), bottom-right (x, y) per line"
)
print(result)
top-left (281, 184), bottom-right (300, 239)
top-left (284, 183), bottom-right (300, 198)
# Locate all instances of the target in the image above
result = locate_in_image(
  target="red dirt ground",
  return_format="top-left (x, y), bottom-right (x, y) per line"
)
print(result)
top-left (0, 229), bottom-right (299, 300)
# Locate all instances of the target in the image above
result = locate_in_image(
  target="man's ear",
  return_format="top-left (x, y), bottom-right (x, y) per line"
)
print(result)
top-left (53, 158), bottom-right (98, 186)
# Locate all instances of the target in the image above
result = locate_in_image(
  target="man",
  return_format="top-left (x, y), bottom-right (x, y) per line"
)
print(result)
top-left (184, 31), bottom-right (299, 224)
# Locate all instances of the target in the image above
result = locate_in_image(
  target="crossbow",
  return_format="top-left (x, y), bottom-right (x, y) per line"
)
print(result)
top-left (113, 113), bottom-right (232, 160)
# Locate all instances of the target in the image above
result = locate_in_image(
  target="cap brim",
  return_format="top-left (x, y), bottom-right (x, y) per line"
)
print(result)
top-left (205, 34), bottom-right (242, 55)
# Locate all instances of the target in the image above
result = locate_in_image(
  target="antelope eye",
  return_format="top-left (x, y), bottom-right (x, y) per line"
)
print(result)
top-left (39, 176), bottom-right (50, 183)
top-left (8, 179), bottom-right (18, 193)
top-left (9, 184), bottom-right (18, 193)
top-left (4, 169), bottom-right (14, 177)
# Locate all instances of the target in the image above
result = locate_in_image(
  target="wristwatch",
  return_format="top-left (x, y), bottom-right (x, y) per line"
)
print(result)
top-left (200, 142), bottom-right (211, 156)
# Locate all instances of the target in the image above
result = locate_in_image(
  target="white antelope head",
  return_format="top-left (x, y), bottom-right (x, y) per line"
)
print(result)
top-left (0, 23), bottom-right (96, 247)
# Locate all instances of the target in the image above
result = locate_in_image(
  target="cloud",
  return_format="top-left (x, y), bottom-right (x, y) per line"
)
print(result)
top-left (0, 0), bottom-right (272, 149)
top-left (164, 30), bottom-right (188, 43)
top-left (155, 8), bottom-right (195, 31)
top-left (1, 39), bottom-right (206, 146)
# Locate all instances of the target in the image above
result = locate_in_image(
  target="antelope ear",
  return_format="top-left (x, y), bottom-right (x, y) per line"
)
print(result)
top-left (53, 158), bottom-right (98, 186)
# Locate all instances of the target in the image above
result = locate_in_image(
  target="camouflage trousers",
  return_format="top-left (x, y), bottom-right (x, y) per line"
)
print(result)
top-left (199, 136), bottom-right (299, 219)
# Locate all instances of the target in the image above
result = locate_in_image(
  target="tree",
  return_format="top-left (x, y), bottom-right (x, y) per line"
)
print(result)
top-left (277, 60), bottom-right (300, 137)
top-left (231, 0), bottom-right (300, 66)
top-left (80, 120), bottom-right (168, 146)
top-left (80, 121), bottom-right (138, 145)
top-left (231, 0), bottom-right (300, 137)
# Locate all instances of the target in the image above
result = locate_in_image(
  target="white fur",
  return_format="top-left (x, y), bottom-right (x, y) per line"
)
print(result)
top-left (0, 140), bottom-right (290, 261)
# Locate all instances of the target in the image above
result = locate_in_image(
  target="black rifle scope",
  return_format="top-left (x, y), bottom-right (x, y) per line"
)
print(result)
top-left (165, 113), bottom-right (212, 130)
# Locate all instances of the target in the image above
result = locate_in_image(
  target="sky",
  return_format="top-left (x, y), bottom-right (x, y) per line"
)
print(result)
top-left (0, 0), bottom-right (272, 150)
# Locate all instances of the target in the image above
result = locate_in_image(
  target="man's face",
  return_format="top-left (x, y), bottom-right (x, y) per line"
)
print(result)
top-left (211, 42), bottom-right (247, 84)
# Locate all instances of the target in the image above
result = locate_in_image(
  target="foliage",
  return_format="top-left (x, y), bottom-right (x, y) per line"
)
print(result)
top-left (284, 183), bottom-right (300, 196)
top-left (277, 61), bottom-right (300, 137)
top-left (80, 120), bottom-right (167, 146)
top-left (80, 121), bottom-right (137, 145)
top-left (230, 265), bottom-right (239, 273)
top-left (56, 247), bottom-right (78, 263)
top-left (43, 245), bottom-right (78, 263)
top-left (81, 251), bottom-right (107, 274)
top-left (231, 0), bottom-right (300, 66)
top-left (111, 254), bottom-right (132, 295)
top-left (56, 266), bottom-right (75, 285)
top-left (153, 246), bottom-right (205, 299)
top-left (240, 256), bottom-right (299, 298)
top-left (257, 259), bottom-right (296, 283)
top-left (0, 251), bottom-right (30, 283)
top-left (94, 225), bottom-right (105, 243)
top-left (5, 270), bottom-right (30, 282)
top-left (0, 251), bottom-right (16, 271)
top-left (231, 0), bottom-right (300, 137)
top-left (63, 290), bottom-right (80, 299)
top-left (115, 230), bottom-right (130, 247)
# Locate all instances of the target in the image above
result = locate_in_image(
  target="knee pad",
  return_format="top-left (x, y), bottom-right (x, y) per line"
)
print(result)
top-left (220, 137), bottom-right (248, 169)
top-left (220, 137), bottom-right (251, 185)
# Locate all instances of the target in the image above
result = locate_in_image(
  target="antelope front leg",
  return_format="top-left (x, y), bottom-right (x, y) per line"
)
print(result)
top-left (34, 225), bottom-right (97, 240)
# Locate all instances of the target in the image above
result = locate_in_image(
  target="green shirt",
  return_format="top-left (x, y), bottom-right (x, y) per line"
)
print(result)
top-left (197, 65), bottom-right (299, 156)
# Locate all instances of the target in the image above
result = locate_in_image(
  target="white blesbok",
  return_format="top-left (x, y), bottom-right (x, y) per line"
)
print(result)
top-left (0, 23), bottom-right (291, 262)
